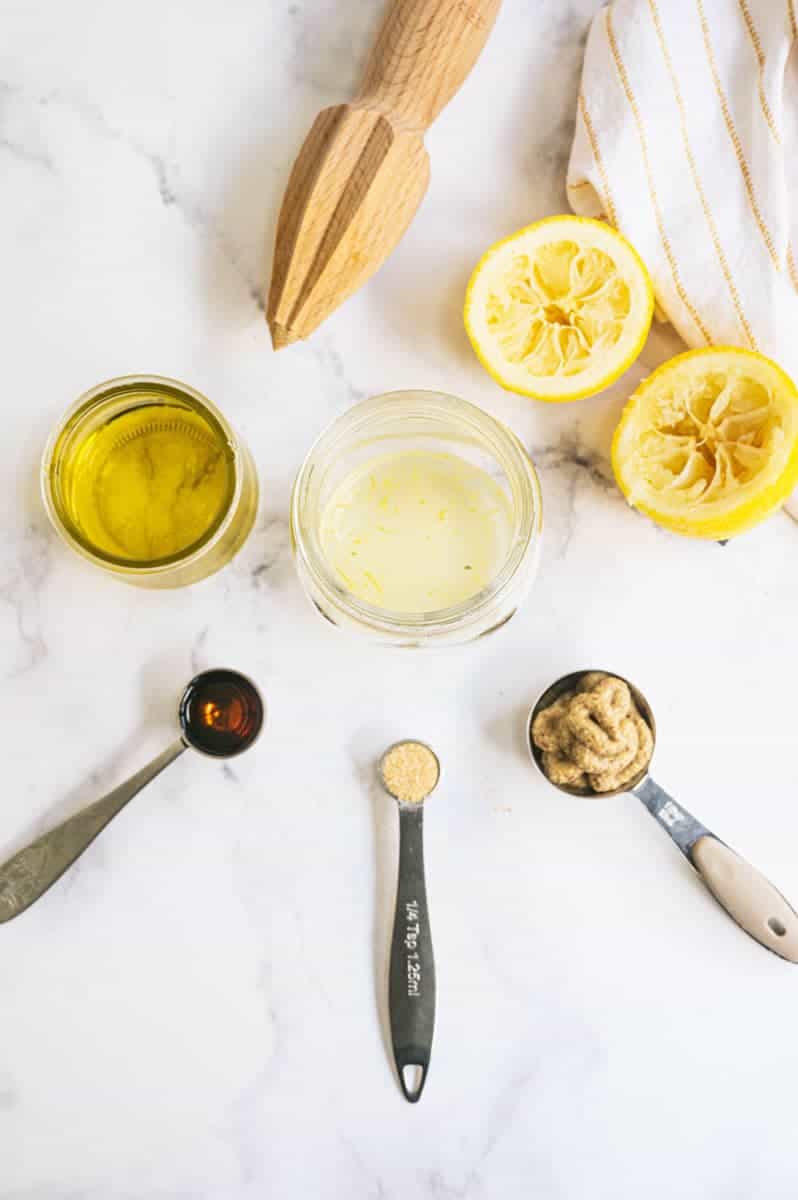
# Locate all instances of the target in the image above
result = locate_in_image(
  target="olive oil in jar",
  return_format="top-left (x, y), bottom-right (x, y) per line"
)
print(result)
top-left (49, 382), bottom-right (236, 567)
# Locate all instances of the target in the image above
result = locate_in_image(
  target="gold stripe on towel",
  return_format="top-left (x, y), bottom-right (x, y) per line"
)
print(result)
top-left (578, 91), bottom-right (619, 228)
top-left (697, 0), bottom-right (782, 275)
top-left (648, 0), bottom-right (756, 348)
top-left (738, 0), bottom-right (781, 143)
top-left (788, 243), bottom-right (798, 291)
top-left (789, 0), bottom-right (797, 42)
top-left (605, 7), bottom-right (711, 343)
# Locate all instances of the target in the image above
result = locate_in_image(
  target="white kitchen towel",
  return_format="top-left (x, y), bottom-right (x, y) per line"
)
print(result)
top-left (568, 0), bottom-right (798, 515)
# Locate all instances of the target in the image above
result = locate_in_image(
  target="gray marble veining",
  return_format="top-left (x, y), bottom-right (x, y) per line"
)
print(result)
top-left (2, 1), bottom-right (797, 1197)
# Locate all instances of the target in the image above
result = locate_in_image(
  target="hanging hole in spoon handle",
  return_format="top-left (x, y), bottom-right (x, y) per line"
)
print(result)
top-left (396, 1052), bottom-right (429, 1105)
top-left (389, 804), bottom-right (436, 1103)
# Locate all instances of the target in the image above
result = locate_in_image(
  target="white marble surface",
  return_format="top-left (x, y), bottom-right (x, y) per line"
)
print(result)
top-left (2, 1), bottom-right (798, 1196)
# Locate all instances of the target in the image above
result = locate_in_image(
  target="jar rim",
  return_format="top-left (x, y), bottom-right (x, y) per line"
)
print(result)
top-left (290, 390), bottom-right (542, 638)
top-left (41, 374), bottom-right (244, 576)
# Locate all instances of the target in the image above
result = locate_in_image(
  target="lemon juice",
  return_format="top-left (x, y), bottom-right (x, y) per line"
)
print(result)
top-left (320, 449), bottom-right (513, 612)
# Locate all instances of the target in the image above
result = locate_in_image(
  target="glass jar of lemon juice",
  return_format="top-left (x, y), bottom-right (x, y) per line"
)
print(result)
top-left (291, 391), bottom-right (542, 646)
top-left (42, 375), bottom-right (258, 587)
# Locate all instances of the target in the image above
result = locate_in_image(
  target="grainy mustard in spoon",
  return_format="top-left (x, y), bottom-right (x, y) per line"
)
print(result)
top-left (531, 672), bottom-right (653, 793)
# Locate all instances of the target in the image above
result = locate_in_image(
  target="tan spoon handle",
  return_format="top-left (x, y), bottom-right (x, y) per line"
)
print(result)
top-left (635, 777), bottom-right (798, 963)
top-left (689, 836), bottom-right (798, 963)
top-left (355, 0), bottom-right (502, 130)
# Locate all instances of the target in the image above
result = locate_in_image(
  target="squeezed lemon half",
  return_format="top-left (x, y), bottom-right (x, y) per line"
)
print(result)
top-left (612, 348), bottom-right (798, 539)
top-left (464, 216), bottom-right (653, 402)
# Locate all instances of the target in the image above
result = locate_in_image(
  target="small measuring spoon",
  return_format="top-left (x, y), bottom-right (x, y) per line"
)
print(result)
top-left (0, 669), bottom-right (264, 923)
top-left (528, 670), bottom-right (798, 963)
top-left (379, 740), bottom-right (440, 1103)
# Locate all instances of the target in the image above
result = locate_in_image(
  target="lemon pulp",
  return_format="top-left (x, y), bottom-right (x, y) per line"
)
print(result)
top-left (487, 241), bottom-right (630, 374)
top-left (319, 450), bottom-right (514, 612)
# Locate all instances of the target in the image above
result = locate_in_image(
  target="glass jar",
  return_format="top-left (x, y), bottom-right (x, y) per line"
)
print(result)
top-left (290, 390), bottom-right (542, 646)
top-left (42, 375), bottom-right (258, 588)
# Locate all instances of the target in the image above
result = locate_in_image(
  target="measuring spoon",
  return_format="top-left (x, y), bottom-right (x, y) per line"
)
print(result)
top-left (0, 668), bottom-right (264, 923)
top-left (528, 670), bottom-right (798, 963)
top-left (379, 740), bottom-right (440, 1103)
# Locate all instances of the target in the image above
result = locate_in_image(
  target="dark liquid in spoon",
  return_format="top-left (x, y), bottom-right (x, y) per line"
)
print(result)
top-left (180, 670), bottom-right (264, 757)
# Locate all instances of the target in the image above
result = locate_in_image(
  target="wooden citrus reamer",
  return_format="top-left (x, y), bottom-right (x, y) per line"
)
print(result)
top-left (267, 0), bottom-right (502, 349)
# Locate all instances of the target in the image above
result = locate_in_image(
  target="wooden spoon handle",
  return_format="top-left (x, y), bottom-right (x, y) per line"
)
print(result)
top-left (356, 0), bottom-right (502, 130)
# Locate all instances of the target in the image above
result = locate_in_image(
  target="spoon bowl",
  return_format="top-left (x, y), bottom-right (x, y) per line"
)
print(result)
top-left (379, 739), bottom-right (440, 805)
top-left (179, 668), bottom-right (264, 757)
top-left (527, 669), bottom-right (656, 798)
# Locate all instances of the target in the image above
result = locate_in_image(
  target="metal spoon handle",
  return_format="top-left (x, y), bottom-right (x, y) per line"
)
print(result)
top-left (0, 739), bottom-right (186, 924)
top-left (389, 805), bottom-right (435, 1102)
top-left (635, 777), bottom-right (798, 962)
top-left (634, 777), bottom-right (710, 855)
